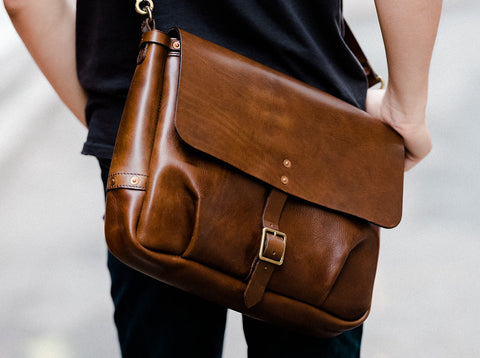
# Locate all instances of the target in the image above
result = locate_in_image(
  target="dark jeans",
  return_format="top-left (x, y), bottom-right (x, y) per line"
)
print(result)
top-left (99, 158), bottom-right (362, 358)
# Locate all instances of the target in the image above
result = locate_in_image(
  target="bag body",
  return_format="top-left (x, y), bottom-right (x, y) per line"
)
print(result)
top-left (105, 28), bottom-right (404, 337)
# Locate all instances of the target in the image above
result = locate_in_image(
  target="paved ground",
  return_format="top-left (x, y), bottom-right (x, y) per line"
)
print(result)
top-left (1, 1), bottom-right (479, 357)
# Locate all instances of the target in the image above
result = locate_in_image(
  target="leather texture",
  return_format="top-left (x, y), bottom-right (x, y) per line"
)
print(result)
top-left (105, 27), bottom-right (404, 338)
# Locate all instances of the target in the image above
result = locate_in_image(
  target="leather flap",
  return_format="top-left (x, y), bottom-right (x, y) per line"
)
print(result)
top-left (174, 30), bottom-right (404, 228)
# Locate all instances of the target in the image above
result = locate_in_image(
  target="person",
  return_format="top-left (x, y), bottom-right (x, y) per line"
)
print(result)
top-left (4, 0), bottom-right (442, 357)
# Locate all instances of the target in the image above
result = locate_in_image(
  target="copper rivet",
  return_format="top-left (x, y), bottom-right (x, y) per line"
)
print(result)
top-left (283, 159), bottom-right (291, 168)
top-left (264, 266), bottom-right (269, 270)
top-left (111, 178), bottom-right (116, 184)
top-left (272, 251), bottom-right (277, 256)
top-left (130, 176), bottom-right (139, 185)
top-left (173, 41), bottom-right (181, 49)
top-left (281, 176), bottom-right (289, 185)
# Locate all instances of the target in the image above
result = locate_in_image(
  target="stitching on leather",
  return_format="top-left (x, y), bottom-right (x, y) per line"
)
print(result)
top-left (108, 184), bottom-right (146, 190)
top-left (108, 172), bottom-right (148, 177)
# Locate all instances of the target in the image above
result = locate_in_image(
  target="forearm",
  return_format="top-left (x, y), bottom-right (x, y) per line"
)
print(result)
top-left (374, 0), bottom-right (442, 115)
top-left (366, 0), bottom-right (442, 170)
top-left (4, 0), bottom-right (88, 126)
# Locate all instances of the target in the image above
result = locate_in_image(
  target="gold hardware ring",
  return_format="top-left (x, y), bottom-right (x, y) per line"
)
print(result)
top-left (376, 75), bottom-right (385, 89)
top-left (135, 0), bottom-right (154, 17)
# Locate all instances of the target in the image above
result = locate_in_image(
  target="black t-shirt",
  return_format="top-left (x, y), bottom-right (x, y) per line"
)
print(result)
top-left (76, 0), bottom-right (368, 159)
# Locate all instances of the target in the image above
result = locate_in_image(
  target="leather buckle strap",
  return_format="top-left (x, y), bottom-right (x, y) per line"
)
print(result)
top-left (259, 228), bottom-right (286, 266)
top-left (244, 189), bottom-right (288, 309)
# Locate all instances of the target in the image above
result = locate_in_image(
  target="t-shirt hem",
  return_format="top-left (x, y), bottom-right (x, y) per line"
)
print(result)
top-left (81, 142), bottom-right (115, 159)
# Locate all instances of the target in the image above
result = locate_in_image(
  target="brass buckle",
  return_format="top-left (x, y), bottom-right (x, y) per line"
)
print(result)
top-left (259, 228), bottom-right (287, 266)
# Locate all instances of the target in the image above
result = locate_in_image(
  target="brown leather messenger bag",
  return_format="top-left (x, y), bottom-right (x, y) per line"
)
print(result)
top-left (105, 3), bottom-right (404, 338)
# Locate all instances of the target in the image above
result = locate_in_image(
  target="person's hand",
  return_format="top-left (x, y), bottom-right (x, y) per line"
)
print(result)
top-left (366, 88), bottom-right (432, 171)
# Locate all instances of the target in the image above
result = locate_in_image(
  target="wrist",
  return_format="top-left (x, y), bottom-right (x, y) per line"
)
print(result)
top-left (384, 80), bottom-right (429, 117)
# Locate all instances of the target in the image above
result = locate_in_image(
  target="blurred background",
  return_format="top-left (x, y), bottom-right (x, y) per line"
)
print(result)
top-left (1, 0), bottom-right (479, 357)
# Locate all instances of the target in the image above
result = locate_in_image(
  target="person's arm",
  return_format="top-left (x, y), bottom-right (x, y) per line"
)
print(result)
top-left (4, 0), bottom-right (88, 126)
top-left (366, 0), bottom-right (442, 171)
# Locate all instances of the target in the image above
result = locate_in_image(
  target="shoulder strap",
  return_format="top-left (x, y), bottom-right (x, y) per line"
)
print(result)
top-left (344, 22), bottom-right (383, 88)
top-left (134, 1), bottom-right (382, 88)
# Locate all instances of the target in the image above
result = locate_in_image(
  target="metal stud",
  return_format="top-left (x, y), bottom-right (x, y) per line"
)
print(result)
top-left (130, 176), bottom-right (139, 185)
top-left (281, 176), bottom-right (289, 185)
top-left (283, 159), bottom-right (291, 168)
top-left (173, 41), bottom-right (181, 49)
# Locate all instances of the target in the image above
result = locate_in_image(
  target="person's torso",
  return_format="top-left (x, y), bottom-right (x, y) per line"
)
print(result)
top-left (76, 0), bottom-right (367, 159)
